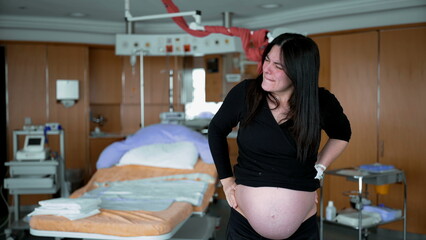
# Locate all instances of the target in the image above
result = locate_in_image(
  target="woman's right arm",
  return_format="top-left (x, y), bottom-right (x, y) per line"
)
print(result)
top-left (208, 80), bottom-right (246, 178)
top-left (208, 80), bottom-right (247, 207)
top-left (220, 177), bottom-right (238, 208)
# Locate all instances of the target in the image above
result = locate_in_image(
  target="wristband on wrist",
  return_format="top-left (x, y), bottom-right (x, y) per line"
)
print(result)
top-left (315, 163), bottom-right (327, 171)
top-left (314, 163), bottom-right (327, 180)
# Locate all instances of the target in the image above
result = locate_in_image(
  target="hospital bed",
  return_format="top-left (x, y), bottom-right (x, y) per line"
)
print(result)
top-left (29, 124), bottom-right (219, 240)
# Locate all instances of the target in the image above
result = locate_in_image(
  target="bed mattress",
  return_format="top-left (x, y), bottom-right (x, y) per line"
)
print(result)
top-left (30, 159), bottom-right (217, 237)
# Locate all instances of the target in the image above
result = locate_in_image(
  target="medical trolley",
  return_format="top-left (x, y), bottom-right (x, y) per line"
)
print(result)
top-left (4, 129), bottom-right (68, 236)
top-left (319, 167), bottom-right (407, 240)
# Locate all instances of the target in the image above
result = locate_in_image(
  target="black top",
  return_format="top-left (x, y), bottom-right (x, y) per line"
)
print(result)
top-left (208, 79), bottom-right (351, 191)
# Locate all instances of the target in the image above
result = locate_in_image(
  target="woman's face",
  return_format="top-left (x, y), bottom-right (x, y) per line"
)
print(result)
top-left (261, 45), bottom-right (294, 96)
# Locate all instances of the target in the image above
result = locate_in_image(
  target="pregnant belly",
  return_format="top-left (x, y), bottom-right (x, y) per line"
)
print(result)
top-left (235, 185), bottom-right (317, 240)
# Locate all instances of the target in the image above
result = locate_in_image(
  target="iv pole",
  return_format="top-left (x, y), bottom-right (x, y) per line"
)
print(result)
top-left (124, 0), bottom-right (202, 128)
top-left (140, 51), bottom-right (144, 128)
top-left (129, 49), bottom-right (146, 128)
top-left (138, 50), bottom-right (145, 128)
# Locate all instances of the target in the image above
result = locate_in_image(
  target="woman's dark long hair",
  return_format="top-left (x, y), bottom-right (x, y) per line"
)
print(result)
top-left (241, 33), bottom-right (321, 162)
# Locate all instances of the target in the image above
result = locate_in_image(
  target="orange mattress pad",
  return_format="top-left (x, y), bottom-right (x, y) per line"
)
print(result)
top-left (30, 160), bottom-right (217, 237)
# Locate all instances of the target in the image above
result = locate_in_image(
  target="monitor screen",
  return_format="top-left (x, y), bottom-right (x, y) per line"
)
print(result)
top-left (28, 138), bottom-right (42, 145)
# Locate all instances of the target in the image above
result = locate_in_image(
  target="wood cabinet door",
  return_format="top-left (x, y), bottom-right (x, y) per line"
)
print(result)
top-left (6, 44), bottom-right (48, 162)
top-left (89, 48), bottom-right (122, 104)
top-left (88, 137), bottom-right (124, 180)
top-left (5, 44), bottom-right (52, 205)
top-left (326, 31), bottom-right (379, 210)
top-left (121, 53), bottom-right (141, 133)
top-left (378, 26), bottom-right (426, 234)
top-left (47, 45), bottom-right (89, 172)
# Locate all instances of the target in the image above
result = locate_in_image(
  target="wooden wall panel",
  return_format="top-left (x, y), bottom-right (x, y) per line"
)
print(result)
top-left (89, 48), bottom-right (122, 104)
top-left (243, 63), bottom-right (259, 79)
top-left (122, 55), bottom-right (140, 104)
top-left (378, 26), bottom-right (426, 234)
top-left (205, 54), bottom-right (223, 102)
top-left (326, 31), bottom-right (379, 210)
top-left (88, 137), bottom-right (123, 180)
top-left (6, 44), bottom-right (50, 205)
top-left (90, 104), bottom-right (121, 133)
top-left (122, 55), bottom-right (184, 105)
top-left (312, 36), bottom-right (331, 90)
top-left (223, 53), bottom-right (241, 95)
top-left (144, 105), bottom-right (168, 126)
top-left (6, 44), bottom-right (47, 161)
top-left (172, 57), bottom-right (183, 110)
top-left (47, 45), bottom-right (89, 174)
top-left (121, 104), bottom-right (141, 134)
top-left (144, 56), bottom-right (174, 105)
top-left (121, 55), bottom-right (184, 129)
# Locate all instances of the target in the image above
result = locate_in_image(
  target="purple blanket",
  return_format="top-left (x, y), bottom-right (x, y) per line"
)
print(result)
top-left (96, 124), bottom-right (213, 169)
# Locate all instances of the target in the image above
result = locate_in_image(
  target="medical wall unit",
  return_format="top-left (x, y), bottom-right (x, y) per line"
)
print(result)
top-left (4, 128), bottom-right (68, 234)
top-left (116, 33), bottom-right (242, 57)
top-left (319, 167), bottom-right (407, 240)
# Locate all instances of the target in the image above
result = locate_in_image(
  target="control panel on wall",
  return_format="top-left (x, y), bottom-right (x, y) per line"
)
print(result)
top-left (116, 33), bottom-right (243, 56)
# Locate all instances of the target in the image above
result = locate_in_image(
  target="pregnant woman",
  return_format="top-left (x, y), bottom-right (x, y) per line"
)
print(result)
top-left (208, 33), bottom-right (351, 240)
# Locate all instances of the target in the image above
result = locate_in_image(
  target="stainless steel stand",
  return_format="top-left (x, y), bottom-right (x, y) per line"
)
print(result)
top-left (319, 168), bottom-right (407, 240)
top-left (4, 129), bottom-right (68, 239)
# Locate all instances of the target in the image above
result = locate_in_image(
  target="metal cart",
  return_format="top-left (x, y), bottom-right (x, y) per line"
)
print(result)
top-left (319, 168), bottom-right (407, 240)
top-left (3, 129), bottom-right (68, 239)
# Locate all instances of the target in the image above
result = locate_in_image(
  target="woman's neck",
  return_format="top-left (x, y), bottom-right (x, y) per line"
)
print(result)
top-left (267, 88), bottom-right (294, 123)
top-left (271, 88), bottom-right (292, 106)
top-left (268, 96), bottom-right (290, 124)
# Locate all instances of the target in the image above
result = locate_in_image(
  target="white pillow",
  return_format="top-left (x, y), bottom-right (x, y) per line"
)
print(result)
top-left (117, 141), bottom-right (199, 169)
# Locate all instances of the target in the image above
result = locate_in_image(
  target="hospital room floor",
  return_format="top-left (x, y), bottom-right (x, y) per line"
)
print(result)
top-left (8, 199), bottom-right (426, 240)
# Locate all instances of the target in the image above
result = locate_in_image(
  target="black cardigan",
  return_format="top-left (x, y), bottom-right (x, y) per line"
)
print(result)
top-left (208, 79), bottom-right (351, 191)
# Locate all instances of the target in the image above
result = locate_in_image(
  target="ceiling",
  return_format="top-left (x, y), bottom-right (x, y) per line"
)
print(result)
top-left (0, 0), bottom-right (353, 24)
top-left (0, 0), bottom-right (425, 43)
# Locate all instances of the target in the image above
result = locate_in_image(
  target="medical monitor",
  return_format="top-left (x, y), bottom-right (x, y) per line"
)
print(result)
top-left (23, 135), bottom-right (45, 152)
